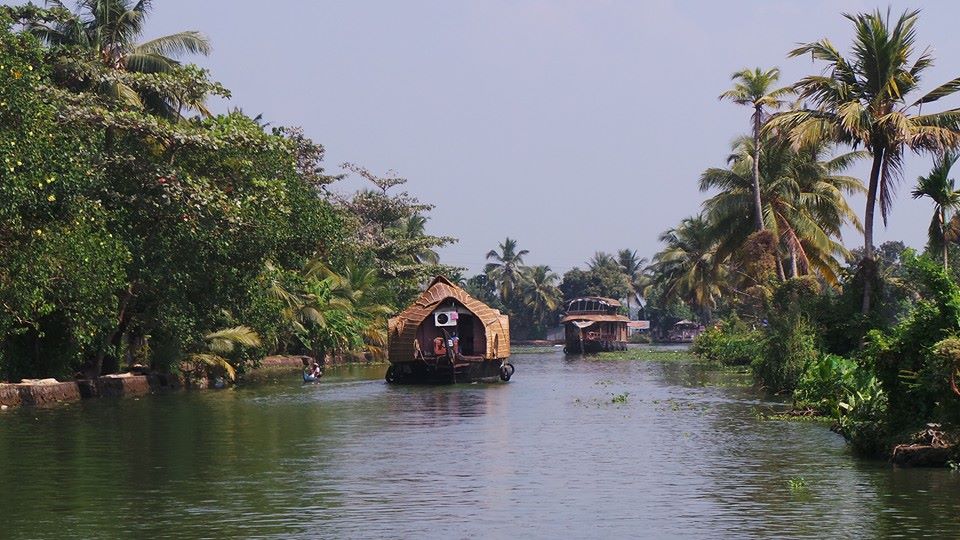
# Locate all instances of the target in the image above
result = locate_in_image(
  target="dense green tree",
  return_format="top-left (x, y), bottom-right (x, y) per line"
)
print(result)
top-left (771, 9), bottom-right (960, 313)
top-left (27, 0), bottom-right (211, 118)
top-left (338, 163), bottom-right (456, 306)
top-left (559, 266), bottom-right (630, 303)
top-left (394, 215), bottom-right (440, 265)
top-left (0, 12), bottom-right (127, 379)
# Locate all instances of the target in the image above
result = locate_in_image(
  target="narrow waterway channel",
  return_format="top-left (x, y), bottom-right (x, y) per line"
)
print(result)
top-left (2, 347), bottom-right (960, 538)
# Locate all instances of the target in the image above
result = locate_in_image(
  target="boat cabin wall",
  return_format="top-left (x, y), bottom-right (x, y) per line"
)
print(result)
top-left (564, 321), bottom-right (628, 342)
top-left (415, 311), bottom-right (487, 356)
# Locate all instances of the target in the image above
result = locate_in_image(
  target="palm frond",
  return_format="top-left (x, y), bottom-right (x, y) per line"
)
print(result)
top-left (204, 325), bottom-right (262, 354)
top-left (185, 353), bottom-right (237, 381)
top-left (134, 30), bottom-right (211, 58)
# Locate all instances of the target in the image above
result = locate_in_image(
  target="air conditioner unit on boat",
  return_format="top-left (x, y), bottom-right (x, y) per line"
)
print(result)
top-left (434, 311), bottom-right (458, 327)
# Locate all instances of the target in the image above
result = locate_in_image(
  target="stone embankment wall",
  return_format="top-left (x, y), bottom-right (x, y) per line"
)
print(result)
top-left (0, 355), bottom-right (372, 410)
top-left (0, 373), bottom-right (181, 409)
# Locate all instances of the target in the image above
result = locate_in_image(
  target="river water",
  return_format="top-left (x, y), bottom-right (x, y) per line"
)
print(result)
top-left (2, 348), bottom-right (960, 539)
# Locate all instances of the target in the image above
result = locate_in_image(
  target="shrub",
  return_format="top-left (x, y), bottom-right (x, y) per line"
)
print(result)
top-left (754, 315), bottom-right (818, 394)
top-left (794, 353), bottom-right (877, 416)
top-left (692, 316), bottom-right (764, 366)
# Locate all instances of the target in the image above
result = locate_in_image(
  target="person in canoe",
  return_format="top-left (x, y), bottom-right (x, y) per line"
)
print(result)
top-left (303, 358), bottom-right (323, 383)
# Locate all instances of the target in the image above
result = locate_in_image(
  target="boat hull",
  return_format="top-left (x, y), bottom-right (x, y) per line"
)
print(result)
top-left (563, 339), bottom-right (627, 354)
top-left (385, 358), bottom-right (510, 384)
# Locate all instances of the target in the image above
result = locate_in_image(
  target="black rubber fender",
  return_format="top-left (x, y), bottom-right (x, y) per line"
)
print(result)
top-left (499, 362), bottom-right (515, 382)
top-left (385, 364), bottom-right (397, 384)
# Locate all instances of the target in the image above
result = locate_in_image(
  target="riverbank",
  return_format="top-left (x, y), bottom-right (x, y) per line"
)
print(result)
top-left (0, 373), bottom-right (181, 409)
top-left (0, 354), bottom-right (390, 410)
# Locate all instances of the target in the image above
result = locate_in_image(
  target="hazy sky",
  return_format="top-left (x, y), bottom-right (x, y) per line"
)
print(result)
top-left (14, 1), bottom-right (960, 275)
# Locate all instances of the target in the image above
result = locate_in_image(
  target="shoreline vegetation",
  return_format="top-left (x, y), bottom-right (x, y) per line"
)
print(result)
top-left (5, 3), bottom-right (960, 469)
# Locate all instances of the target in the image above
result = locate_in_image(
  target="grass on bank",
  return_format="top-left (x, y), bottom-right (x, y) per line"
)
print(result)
top-left (595, 349), bottom-right (698, 362)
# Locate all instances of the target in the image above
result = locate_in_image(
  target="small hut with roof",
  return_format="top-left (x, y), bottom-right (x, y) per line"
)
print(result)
top-left (561, 296), bottom-right (629, 353)
top-left (386, 276), bottom-right (513, 384)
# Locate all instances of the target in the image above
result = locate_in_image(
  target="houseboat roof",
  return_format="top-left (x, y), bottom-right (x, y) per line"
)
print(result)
top-left (388, 276), bottom-right (510, 361)
top-left (560, 313), bottom-right (630, 324)
top-left (568, 296), bottom-right (621, 308)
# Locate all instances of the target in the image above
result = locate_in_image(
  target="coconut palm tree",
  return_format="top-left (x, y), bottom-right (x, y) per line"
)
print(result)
top-left (769, 9), bottom-right (960, 312)
top-left (485, 237), bottom-right (529, 302)
top-left (588, 252), bottom-right (618, 271)
top-left (719, 67), bottom-right (793, 232)
top-left (647, 215), bottom-right (726, 319)
top-left (265, 260), bottom-right (392, 361)
top-left (701, 132), bottom-right (864, 285)
top-left (183, 326), bottom-right (261, 382)
top-left (912, 151), bottom-right (960, 270)
top-left (305, 261), bottom-right (394, 361)
top-left (617, 249), bottom-right (648, 317)
top-left (519, 265), bottom-right (562, 328)
top-left (29, 0), bottom-right (211, 118)
top-left (392, 214), bottom-right (440, 265)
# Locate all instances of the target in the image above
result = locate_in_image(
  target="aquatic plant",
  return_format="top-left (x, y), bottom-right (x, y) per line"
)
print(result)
top-left (787, 477), bottom-right (808, 493)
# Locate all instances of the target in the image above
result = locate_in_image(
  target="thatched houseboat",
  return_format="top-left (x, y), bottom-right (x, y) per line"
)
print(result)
top-left (386, 276), bottom-right (514, 384)
top-left (562, 297), bottom-right (629, 353)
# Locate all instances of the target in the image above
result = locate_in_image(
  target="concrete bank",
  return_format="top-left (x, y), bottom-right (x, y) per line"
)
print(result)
top-left (0, 355), bottom-right (381, 410)
top-left (0, 373), bottom-right (181, 409)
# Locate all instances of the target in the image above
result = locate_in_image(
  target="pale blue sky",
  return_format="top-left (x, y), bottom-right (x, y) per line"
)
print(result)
top-left (13, 1), bottom-right (960, 274)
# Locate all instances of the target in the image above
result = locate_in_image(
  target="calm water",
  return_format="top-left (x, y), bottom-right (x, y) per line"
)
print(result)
top-left (2, 348), bottom-right (960, 539)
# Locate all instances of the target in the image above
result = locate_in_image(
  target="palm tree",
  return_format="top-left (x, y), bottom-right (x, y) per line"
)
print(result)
top-left (30, 0), bottom-right (211, 118)
top-left (183, 326), bottom-right (261, 382)
top-left (647, 215), bottom-right (725, 319)
top-left (701, 132), bottom-right (864, 285)
top-left (519, 265), bottom-right (562, 328)
top-left (719, 67), bottom-right (792, 232)
top-left (265, 260), bottom-right (392, 361)
top-left (617, 249), bottom-right (648, 317)
top-left (912, 151), bottom-right (960, 270)
top-left (309, 261), bottom-right (394, 361)
top-left (485, 237), bottom-right (529, 302)
top-left (588, 252), bottom-right (618, 271)
top-left (769, 9), bottom-right (960, 312)
top-left (392, 215), bottom-right (440, 265)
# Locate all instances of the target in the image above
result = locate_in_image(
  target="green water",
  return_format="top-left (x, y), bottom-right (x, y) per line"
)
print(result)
top-left (2, 349), bottom-right (960, 538)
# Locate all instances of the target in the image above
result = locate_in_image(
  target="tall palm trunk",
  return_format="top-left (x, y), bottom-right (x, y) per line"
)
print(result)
top-left (862, 148), bottom-right (885, 314)
top-left (943, 206), bottom-right (950, 271)
top-left (752, 106), bottom-right (765, 231)
top-left (790, 242), bottom-right (799, 278)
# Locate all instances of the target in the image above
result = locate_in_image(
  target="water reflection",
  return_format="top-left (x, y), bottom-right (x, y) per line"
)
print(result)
top-left (2, 353), bottom-right (960, 538)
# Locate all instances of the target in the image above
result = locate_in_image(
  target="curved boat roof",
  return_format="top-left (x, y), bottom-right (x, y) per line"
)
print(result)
top-left (567, 296), bottom-right (621, 308)
top-left (388, 276), bottom-right (510, 361)
top-left (560, 313), bottom-right (630, 324)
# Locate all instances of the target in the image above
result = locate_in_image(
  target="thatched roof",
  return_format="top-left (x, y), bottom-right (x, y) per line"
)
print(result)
top-left (388, 276), bottom-right (510, 362)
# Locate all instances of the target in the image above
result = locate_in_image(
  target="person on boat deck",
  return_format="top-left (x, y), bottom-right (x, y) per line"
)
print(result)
top-left (450, 332), bottom-right (460, 355)
top-left (433, 336), bottom-right (447, 356)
